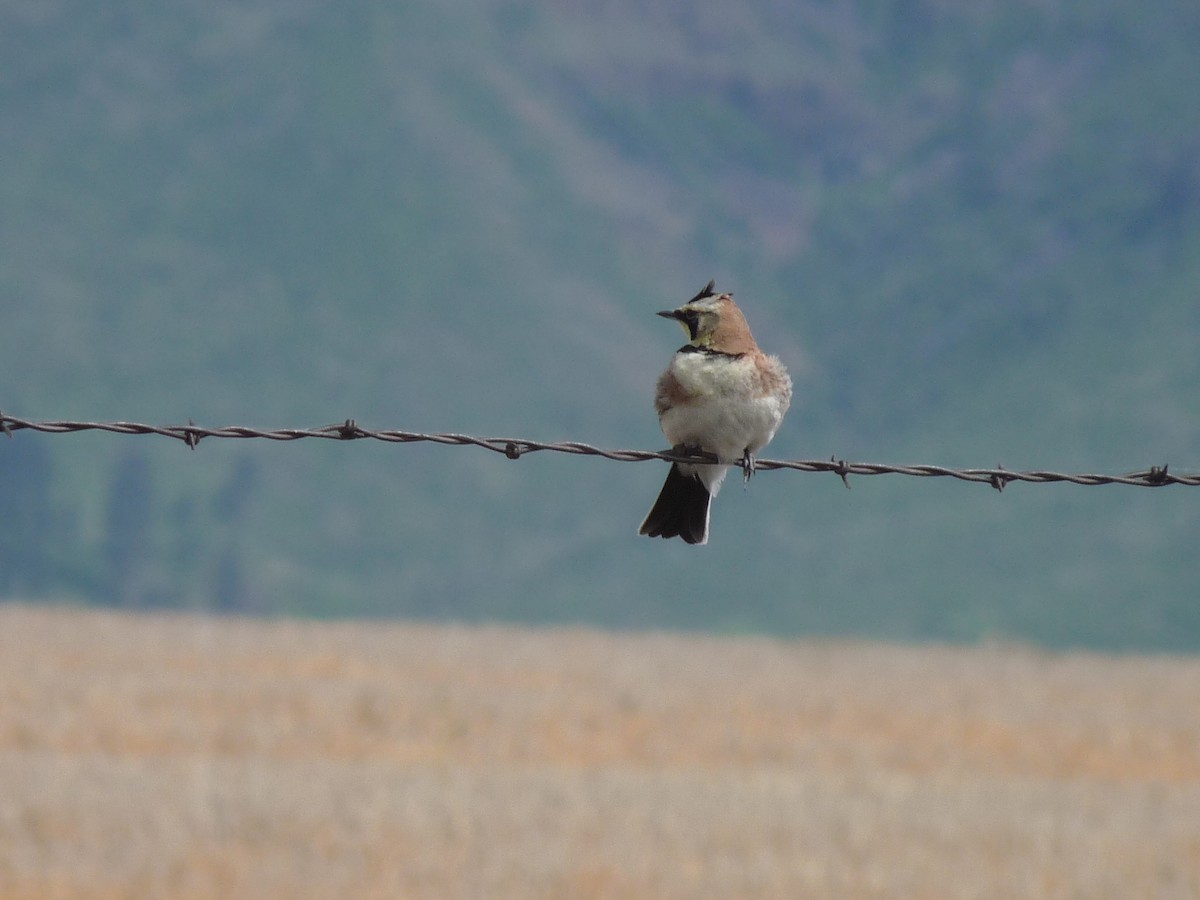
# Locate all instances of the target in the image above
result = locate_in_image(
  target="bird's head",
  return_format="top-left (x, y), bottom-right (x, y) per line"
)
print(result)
top-left (657, 280), bottom-right (755, 354)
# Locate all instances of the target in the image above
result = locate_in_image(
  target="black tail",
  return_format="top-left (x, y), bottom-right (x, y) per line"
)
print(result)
top-left (638, 464), bottom-right (711, 545)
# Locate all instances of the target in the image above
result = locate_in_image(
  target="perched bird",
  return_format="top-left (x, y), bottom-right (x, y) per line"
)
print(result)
top-left (638, 281), bottom-right (792, 545)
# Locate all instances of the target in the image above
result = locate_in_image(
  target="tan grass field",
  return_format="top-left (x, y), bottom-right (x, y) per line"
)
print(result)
top-left (0, 604), bottom-right (1197, 899)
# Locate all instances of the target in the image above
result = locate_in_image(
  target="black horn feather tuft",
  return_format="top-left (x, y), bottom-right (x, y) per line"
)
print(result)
top-left (688, 280), bottom-right (717, 303)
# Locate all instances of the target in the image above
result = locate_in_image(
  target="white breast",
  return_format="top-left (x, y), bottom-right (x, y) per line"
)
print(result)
top-left (658, 352), bottom-right (788, 478)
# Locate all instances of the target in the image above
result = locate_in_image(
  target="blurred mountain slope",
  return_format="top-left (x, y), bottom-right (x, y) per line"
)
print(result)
top-left (2, 0), bottom-right (1198, 648)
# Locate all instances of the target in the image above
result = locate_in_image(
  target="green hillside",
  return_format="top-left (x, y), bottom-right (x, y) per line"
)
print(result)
top-left (3, 0), bottom-right (1199, 648)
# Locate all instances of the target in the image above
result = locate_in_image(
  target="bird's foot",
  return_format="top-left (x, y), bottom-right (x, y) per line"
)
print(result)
top-left (673, 443), bottom-right (717, 464)
top-left (741, 451), bottom-right (756, 484)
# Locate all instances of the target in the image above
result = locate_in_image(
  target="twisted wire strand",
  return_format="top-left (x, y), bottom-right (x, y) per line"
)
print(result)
top-left (1, 413), bottom-right (1195, 489)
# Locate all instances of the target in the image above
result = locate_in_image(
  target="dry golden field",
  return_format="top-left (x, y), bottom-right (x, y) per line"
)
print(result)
top-left (0, 604), bottom-right (1198, 899)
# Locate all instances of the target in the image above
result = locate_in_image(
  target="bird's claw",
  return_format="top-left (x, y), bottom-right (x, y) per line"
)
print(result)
top-left (741, 451), bottom-right (756, 483)
top-left (672, 443), bottom-right (718, 464)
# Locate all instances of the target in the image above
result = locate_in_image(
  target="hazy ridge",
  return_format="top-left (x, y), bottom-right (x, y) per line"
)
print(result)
top-left (3, 0), bottom-right (1199, 647)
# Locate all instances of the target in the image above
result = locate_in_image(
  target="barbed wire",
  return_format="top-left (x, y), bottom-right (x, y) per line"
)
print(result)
top-left (1, 412), bottom-right (1195, 490)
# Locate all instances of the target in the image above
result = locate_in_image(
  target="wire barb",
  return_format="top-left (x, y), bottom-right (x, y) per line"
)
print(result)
top-left (182, 419), bottom-right (200, 450)
top-left (831, 457), bottom-right (852, 490)
top-left (1, 413), bottom-right (1197, 488)
top-left (1145, 465), bottom-right (1170, 486)
top-left (989, 465), bottom-right (1012, 493)
top-left (335, 419), bottom-right (363, 440)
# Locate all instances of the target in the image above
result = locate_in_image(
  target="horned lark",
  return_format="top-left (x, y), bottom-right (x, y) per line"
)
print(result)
top-left (638, 281), bottom-right (792, 545)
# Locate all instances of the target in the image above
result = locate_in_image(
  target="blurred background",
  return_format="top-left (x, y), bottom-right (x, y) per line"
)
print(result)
top-left (3, 0), bottom-right (1198, 650)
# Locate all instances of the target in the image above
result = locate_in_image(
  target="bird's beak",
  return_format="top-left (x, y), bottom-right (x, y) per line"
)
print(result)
top-left (657, 309), bottom-right (682, 320)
